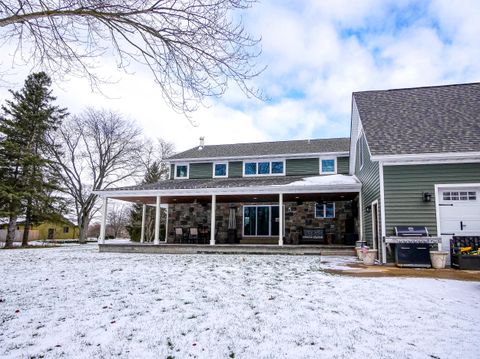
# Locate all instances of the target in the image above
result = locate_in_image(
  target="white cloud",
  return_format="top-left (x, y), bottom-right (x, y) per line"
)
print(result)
top-left (2, 0), bottom-right (480, 154)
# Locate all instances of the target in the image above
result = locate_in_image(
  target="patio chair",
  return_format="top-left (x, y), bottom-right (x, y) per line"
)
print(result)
top-left (189, 227), bottom-right (199, 244)
top-left (174, 227), bottom-right (186, 243)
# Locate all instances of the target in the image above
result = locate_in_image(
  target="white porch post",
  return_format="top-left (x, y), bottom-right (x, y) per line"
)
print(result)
top-left (154, 196), bottom-right (161, 245)
top-left (279, 193), bottom-right (284, 246)
top-left (140, 204), bottom-right (146, 243)
top-left (99, 196), bottom-right (108, 244)
top-left (210, 194), bottom-right (216, 245)
top-left (165, 204), bottom-right (169, 243)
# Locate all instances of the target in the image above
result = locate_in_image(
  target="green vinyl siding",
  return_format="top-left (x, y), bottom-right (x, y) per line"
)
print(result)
top-left (355, 134), bottom-right (380, 246)
top-left (337, 157), bottom-right (349, 174)
top-left (189, 163), bottom-right (212, 179)
top-left (228, 161), bottom-right (243, 177)
top-left (286, 158), bottom-right (319, 176)
top-left (383, 163), bottom-right (480, 236)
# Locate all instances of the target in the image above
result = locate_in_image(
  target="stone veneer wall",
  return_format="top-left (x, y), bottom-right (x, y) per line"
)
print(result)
top-left (167, 200), bottom-right (356, 244)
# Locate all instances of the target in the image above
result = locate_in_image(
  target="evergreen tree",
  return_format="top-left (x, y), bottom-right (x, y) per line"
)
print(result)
top-left (0, 72), bottom-right (68, 248)
top-left (127, 161), bottom-right (163, 242)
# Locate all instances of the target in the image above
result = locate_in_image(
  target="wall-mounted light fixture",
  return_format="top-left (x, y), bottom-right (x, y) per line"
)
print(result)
top-left (365, 206), bottom-right (371, 213)
top-left (422, 192), bottom-right (432, 202)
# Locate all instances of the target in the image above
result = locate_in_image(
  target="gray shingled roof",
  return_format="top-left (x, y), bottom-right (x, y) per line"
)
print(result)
top-left (168, 138), bottom-right (350, 160)
top-left (107, 176), bottom-right (314, 191)
top-left (353, 82), bottom-right (480, 156)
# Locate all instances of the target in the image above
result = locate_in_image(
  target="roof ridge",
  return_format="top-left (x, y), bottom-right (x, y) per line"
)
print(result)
top-left (353, 81), bottom-right (480, 95)
top-left (194, 137), bottom-right (350, 148)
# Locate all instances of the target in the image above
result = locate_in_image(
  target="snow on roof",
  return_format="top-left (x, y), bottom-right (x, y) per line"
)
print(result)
top-left (274, 174), bottom-right (360, 187)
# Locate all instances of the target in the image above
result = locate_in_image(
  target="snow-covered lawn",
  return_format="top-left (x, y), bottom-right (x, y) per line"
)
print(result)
top-left (1, 245), bottom-right (479, 358)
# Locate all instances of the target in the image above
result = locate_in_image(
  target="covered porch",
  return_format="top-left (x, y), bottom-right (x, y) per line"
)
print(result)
top-left (95, 175), bottom-right (362, 249)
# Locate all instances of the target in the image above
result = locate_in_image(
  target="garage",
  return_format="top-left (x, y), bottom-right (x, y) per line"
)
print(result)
top-left (437, 185), bottom-right (480, 262)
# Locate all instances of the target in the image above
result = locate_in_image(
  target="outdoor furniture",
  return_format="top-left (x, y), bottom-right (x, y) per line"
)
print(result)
top-left (174, 227), bottom-right (187, 243)
top-left (300, 227), bottom-right (325, 244)
top-left (451, 236), bottom-right (480, 270)
top-left (189, 227), bottom-right (199, 244)
top-left (198, 226), bottom-right (209, 244)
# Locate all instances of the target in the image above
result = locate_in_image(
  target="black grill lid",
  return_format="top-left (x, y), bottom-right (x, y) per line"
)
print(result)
top-left (394, 226), bottom-right (429, 236)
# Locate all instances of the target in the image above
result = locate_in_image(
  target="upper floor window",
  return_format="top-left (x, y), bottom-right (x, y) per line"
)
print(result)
top-left (315, 202), bottom-right (335, 218)
top-left (175, 164), bottom-right (189, 179)
top-left (358, 134), bottom-right (364, 169)
top-left (320, 158), bottom-right (336, 174)
top-left (63, 227), bottom-right (69, 234)
top-left (213, 162), bottom-right (228, 178)
top-left (243, 160), bottom-right (285, 176)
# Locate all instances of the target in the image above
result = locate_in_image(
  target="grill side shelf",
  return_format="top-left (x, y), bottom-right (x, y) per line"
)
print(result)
top-left (384, 236), bottom-right (442, 244)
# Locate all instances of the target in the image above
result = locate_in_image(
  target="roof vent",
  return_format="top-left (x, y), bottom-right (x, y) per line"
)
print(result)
top-left (198, 136), bottom-right (205, 150)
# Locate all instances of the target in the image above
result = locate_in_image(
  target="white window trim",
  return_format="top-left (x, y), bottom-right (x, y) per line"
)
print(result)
top-left (242, 204), bottom-right (284, 237)
top-left (212, 162), bottom-right (229, 178)
top-left (242, 159), bottom-right (286, 177)
top-left (319, 157), bottom-right (337, 175)
top-left (174, 163), bottom-right (189, 179)
top-left (314, 202), bottom-right (336, 219)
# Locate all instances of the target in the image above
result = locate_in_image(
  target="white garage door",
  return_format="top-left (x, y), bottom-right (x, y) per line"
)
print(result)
top-left (438, 187), bottom-right (480, 255)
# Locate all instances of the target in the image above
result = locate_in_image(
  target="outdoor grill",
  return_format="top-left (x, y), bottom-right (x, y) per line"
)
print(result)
top-left (385, 226), bottom-right (441, 268)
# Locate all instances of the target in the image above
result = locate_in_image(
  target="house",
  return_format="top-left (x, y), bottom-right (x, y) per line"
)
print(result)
top-left (0, 218), bottom-right (80, 241)
top-left (98, 138), bottom-right (362, 246)
top-left (95, 82), bottom-right (480, 262)
top-left (351, 82), bottom-right (480, 263)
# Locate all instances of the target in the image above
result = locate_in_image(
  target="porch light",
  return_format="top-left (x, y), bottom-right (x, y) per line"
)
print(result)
top-left (422, 192), bottom-right (432, 202)
top-left (365, 206), bottom-right (371, 213)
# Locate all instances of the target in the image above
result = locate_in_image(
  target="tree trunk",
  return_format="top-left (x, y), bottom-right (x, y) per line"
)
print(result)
top-left (78, 214), bottom-right (89, 244)
top-left (22, 201), bottom-right (32, 247)
top-left (5, 214), bottom-right (17, 248)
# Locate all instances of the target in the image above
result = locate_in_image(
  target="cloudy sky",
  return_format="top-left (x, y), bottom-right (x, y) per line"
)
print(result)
top-left (1, 0), bottom-right (480, 154)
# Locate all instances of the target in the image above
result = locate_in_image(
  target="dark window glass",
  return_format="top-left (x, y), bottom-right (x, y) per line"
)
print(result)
top-left (176, 165), bottom-right (188, 177)
top-left (215, 163), bottom-right (227, 177)
top-left (245, 162), bottom-right (257, 175)
top-left (63, 227), bottom-right (69, 233)
top-left (321, 159), bottom-right (335, 173)
top-left (325, 203), bottom-right (335, 218)
top-left (257, 206), bottom-right (270, 235)
top-left (271, 161), bottom-right (284, 174)
top-left (258, 162), bottom-right (270, 174)
top-left (243, 207), bottom-right (256, 235)
top-left (315, 203), bottom-right (324, 218)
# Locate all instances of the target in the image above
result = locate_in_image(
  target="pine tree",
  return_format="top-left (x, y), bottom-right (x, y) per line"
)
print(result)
top-left (0, 72), bottom-right (68, 248)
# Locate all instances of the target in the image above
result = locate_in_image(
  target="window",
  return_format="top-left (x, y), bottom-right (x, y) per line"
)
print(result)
top-left (175, 164), bottom-right (189, 179)
top-left (243, 205), bottom-right (280, 236)
top-left (243, 160), bottom-right (285, 176)
top-left (63, 227), bottom-right (69, 234)
top-left (443, 191), bottom-right (476, 201)
top-left (315, 202), bottom-right (335, 218)
top-left (320, 158), bottom-right (336, 174)
top-left (213, 162), bottom-right (228, 178)
top-left (358, 135), bottom-right (364, 169)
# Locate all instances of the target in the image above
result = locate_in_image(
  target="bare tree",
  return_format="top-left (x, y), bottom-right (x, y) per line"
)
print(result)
top-left (107, 203), bottom-right (129, 238)
top-left (50, 108), bottom-right (143, 243)
top-left (140, 137), bottom-right (175, 179)
top-left (0, 0), bottom-right (263, 114)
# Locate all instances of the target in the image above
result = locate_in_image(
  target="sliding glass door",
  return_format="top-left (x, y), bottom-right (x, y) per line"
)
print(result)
top-left (243, 205), bottom-right (282, 237)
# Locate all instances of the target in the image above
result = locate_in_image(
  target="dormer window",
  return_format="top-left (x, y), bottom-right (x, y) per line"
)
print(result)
top-left (320, 158), bottom-right (336, 174)
top-left (243, 160), bottom-right (285, 176)
top-left (213, 162), bottom-right (228, 178)
top-left (175, 164), bottom-right (189, 179)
